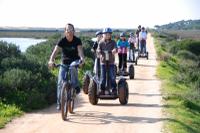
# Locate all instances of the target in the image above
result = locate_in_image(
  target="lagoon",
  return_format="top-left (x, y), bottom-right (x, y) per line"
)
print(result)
top-left (0, 38), bottom-right (46, 52)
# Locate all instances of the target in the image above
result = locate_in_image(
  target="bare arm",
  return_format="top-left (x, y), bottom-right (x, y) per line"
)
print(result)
top-left (112, 48), bottom-right (117, 55)
top-left (48, 45), bottom-right (61, 67)
top-left (77, 45), bottom-right (85, 61)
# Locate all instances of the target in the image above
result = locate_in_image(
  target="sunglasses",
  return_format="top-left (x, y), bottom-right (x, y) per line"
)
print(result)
top-left (65, 28), bottom-right (74, 33)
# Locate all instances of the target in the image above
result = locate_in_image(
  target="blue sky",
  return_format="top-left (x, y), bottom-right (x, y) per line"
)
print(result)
top-left (0, 0), bottom-right (199, 28)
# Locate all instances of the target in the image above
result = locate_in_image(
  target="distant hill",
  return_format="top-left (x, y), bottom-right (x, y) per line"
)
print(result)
top-left (155, 19), bottom-right (200, 30)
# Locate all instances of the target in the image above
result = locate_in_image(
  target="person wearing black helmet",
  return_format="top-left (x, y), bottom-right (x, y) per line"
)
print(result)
top-left (92, 31), bottom-right (103, 53)
top-left (139, 27), bottom-right (147, 55)
top-left (97, 28), bottom-right (117, 95)
top-left (117, 32), bottom-right (130, 73)
top-left (135, 25), bottom-right (141, 50)
top-left (92, 31), bottom-right (102, 76)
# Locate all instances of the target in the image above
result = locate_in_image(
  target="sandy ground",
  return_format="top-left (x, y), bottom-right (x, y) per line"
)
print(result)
top-left (0, 34), bottom-right (163, 133)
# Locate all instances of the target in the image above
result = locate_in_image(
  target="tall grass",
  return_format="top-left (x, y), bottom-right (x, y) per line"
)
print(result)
top-left (0, 102), bottom-right (22, 128)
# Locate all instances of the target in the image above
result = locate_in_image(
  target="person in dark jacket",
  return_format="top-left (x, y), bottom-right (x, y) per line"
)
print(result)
top-left (92, 31), bottom-right (102, 76)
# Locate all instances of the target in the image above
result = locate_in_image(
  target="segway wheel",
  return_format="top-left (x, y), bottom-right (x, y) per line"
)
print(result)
top-left (146, 52), bottom-right (149, 60)
top-left (82, 74), bottom-right (90, 94)
top-left (88, 79), bottom-right (98, 105)
top-left (118, 79), bottom-right (129, 105)
top-left (129, 65), bottom-right (135, 79)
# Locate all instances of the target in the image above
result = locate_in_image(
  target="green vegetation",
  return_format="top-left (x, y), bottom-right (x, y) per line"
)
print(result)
top-left (0, 102), bottom-right (22, 128)
top-left (153, 31), bottom-right (200, 133)
top-left (0, 32), bottom-right (94, 128)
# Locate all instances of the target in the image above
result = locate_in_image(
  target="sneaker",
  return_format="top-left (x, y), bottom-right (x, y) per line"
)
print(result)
top-left (56, 104), bottom-right (61, 110)
top-left (75, 87), bottom-right (81, 94)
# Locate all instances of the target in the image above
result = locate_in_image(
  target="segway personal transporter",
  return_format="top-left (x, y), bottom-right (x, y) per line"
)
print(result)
top-left (82, 51), bottom-right (101, 94)
top-left (116, 47), bottom-right (135, 79)
top-left (88, 50), bottom-right (129, 105)
top-left (127, 46), bottom-right (138, 65)
top-left (138, 39), bottom-right (148, 60)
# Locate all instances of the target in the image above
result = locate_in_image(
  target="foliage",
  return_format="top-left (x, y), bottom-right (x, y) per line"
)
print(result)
top-left (153, 31), bottom-right (200, 133)
top-left (0, 102), bottom-right (22, 128)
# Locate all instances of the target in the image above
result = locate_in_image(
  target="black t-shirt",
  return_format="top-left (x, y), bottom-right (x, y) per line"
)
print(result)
top-left (92, 41), bottom-right (98, 51)
top-left (57, 36), bottom-right (82, 64)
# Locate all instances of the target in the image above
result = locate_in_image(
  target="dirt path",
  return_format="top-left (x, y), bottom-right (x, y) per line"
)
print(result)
top-left (0, 34), bottom-right (163, 133)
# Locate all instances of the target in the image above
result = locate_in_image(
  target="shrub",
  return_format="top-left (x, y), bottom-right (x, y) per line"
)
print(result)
top-left (177, 50), bottom-right (198, 61)
top-left (2, 69), bottom-right (32, 91)
top-left (169, 40), bottom-right (200, 56)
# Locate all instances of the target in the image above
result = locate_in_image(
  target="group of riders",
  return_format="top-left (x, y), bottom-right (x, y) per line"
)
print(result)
top-left (48, 23), bottom-right (148, 110)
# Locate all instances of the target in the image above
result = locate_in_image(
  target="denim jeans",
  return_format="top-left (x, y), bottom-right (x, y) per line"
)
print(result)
top-left (57, 60), bottom-right (79, 105)
top-left (100, 64), bottom-right (116, 90)
top-left (128, 48), bottom-right (135, 61)
top-left (140, 40), bottom-right (146, 54)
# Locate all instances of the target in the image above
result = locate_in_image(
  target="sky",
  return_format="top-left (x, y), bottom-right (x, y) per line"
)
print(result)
top-left (0, 0), bottom-right (200, 29)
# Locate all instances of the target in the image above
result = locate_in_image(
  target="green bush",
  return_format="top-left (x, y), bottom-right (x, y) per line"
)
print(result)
top-left (0, 41), bottom-right (21, 62)
top-left (177, 50), bottom-right (198, 61)
top-left (169, 40), bottom-right (200, 56)
top-left (0, 102), bottom-right (22, 128)
top-left (0, 38), bottom-right (57, 111)
top-left (2, 69), bottom-right (32, 91)
top-left (4, 90), bottom-right (47, 111)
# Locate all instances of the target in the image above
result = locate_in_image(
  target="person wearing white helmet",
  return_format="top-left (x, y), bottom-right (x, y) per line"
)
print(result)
top-left (128, 32), bottom-right (136, 62)
top-left (139, 27), bottom-right (148, 55)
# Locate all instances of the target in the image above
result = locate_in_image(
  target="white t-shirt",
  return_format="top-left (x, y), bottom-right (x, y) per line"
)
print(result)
top-left (139, 31), bottom-right (147, 41)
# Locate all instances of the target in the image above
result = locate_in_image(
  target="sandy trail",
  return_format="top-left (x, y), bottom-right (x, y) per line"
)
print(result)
top-left (0, 34), bottom-right (163, 133)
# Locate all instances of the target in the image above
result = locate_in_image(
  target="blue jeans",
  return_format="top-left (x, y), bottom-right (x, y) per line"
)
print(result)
top-left (128, 48), bottom-right (135, 61)
top-left (140, 40), bottom-right (146, 54)
top-left (57, 61), bottom-right (79, 105)
top-left (100, 64), bottom-right (116, 91)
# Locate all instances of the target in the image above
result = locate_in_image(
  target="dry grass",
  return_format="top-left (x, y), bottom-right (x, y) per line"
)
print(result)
top-left (163, 30), bottom-right (200, 40)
